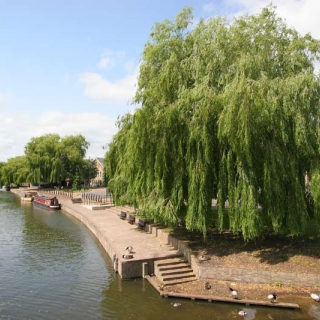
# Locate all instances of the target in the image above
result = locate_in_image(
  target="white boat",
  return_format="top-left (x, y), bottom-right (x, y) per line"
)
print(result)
top-left (21, 192), bottom-right (34, 202)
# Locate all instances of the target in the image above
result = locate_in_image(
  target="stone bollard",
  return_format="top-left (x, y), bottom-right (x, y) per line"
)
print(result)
top-left (142, 262), bottom-right (148, 278)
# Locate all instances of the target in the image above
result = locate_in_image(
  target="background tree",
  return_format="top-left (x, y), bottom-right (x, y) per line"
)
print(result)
top-left (106, 6), bottom-right (320, 240)
top-left (0, 162), bottom-right (5, 185)
top-left (24, 133), bottom-right (90, 186)
top-left (80, 158), bottom-right (98, 189)
top-left (102, 169), bottom-right (108, 188)
top-left (56, 134), bottom-right (89, 186)
top-left (0, 156), bottom-right (29, 185)
top-left (24, 134), bottom-right (60, 183)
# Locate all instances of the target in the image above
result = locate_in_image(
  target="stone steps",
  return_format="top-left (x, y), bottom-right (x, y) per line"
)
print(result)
top-left (71, 198), bottom-right (83, 203)
top-left (159, 266), bottom-right (193, 276)
top-left (158, 263), bottom-right (190, 271)
top-left (85, 206), bottom-right (195, 284)
top-left (154, 257), bottom-right (197, 286)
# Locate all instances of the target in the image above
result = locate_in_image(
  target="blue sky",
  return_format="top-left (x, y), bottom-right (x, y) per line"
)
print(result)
top-left (0, 0), bottom-right (319, 162)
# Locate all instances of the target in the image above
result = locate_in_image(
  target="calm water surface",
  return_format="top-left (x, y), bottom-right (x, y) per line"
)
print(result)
top-left (0, 191), bottom-right (319, 320)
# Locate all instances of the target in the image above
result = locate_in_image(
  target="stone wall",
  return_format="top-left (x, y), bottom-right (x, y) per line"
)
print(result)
top-left (144, 221), bottom-right (320, 287)
top-left (143, 222), bottom-right (320, 287)
top-left (193, 263), bottom-right (320, 287)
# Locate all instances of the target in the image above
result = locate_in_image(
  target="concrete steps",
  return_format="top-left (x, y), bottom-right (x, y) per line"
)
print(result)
top-left (154, 257), bottom-right (197, 286)
top-left (90, 206), bottom-right (195, 283)
top-left (71, 198), bottom-right (83, 203)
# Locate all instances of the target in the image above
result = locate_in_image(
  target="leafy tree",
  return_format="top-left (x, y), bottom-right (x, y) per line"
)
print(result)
top-left (58, 135), bottom-right (89, 176)
top-left (0, 156), bottom-right (29, 185)
top-left (72, 173), bottom-right (81, 191)
top-left (0, 134), bottom-right (91, 187)
top-left (103, 171), bottom-right (108, 188)
top-left (106, 6), bottom-right (320, 240)
top-left (24, 134), bottom-right (60, 183)
top-left (24, 133), bottom-right (89, 185)
top-left (216, 7), bottom-right (320, 240)
top-left (105, 114), bottom-right (134, 204)
top-left (0, 162), bottom-right (5, 185)
top-left (81, 158), bottom-right (98, 188)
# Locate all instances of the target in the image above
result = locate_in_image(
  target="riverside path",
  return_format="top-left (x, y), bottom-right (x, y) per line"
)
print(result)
top-left (53, 193), bottom-right (182, 279)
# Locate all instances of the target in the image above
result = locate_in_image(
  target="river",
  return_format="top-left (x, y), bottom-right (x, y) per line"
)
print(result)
top-left (0, 190), bottom-right (319, 319)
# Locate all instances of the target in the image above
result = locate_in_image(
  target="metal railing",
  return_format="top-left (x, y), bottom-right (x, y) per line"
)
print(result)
top-left (81, 192), bottom-right (113, 205)
top-left (41, 189), bottom-right (74, 199)
top-left (40, 188), bottom-right (113, 205)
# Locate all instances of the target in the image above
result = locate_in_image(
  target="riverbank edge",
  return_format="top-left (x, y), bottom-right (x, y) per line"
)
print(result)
top-left (10, 188), bottom-right (320, 301)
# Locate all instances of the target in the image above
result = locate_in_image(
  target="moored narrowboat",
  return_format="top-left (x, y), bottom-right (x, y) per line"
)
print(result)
top-left (33, 195), bottom-right (61, 210)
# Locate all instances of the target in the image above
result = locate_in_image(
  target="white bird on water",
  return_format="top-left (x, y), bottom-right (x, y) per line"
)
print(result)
top-left (238, 310), bottom-right (247, 317)
top-left (311, 293), bottom-right (320, 302)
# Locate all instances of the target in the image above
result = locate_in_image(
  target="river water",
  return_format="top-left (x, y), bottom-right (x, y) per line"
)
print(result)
top-left (0, 191), bottom-right (319, 320)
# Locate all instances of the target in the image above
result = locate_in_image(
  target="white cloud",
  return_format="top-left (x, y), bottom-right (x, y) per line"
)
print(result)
top-left (96, 49), bottom-right (126, 70)
top-left (0, 110), bottom-right (118, 162)
top-left (79, 69), bottom-right (138, 105)
top-left (81, 48), bottom-right (139, 106)
top-left (0, 112), bottom-right (28, 161)
top-left (97, 57), bottom-right (114, 70)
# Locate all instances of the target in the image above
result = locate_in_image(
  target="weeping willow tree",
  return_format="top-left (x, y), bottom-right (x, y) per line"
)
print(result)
top-left (216, 8), bottom-right (320, 240)
top-left (0, 156), bottom-right (29, 185)
top-left (25, 134), bottom-right (61, 183)
top-left (106, 5), bottom-right (320, 240)
top-left (24, 133), bottom-right (89, 184)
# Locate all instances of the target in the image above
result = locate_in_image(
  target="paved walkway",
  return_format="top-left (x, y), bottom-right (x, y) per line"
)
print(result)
top-left (11, 187), bottom-right (182, 278)
top-left (56, 195), bottom-right (182, 278)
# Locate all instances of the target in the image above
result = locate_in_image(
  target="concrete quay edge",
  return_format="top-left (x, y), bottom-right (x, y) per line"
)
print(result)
top-left (10, 188), bottom-right (186, 278)
top-left (56, 197), bottom-right (187, 279)
top-left (10, 188), bottom-right (320, 287)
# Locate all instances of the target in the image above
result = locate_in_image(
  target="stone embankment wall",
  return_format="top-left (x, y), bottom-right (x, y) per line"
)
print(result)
top-left (196, 262), bottom-right (320, 287)
top-left (189, 253), bottom-right (320, 287)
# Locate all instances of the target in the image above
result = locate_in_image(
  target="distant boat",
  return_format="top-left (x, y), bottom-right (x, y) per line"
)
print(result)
top-left (21, 192), bottom-right (34, 202)
top-left (33, 195), bottom-right (61, 210)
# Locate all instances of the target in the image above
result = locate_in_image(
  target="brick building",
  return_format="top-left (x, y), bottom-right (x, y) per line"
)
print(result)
top-left (90, 157), bottom-right (105, 187)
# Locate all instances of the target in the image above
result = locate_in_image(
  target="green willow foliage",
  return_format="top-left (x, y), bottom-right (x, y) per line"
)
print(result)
top-left (24, 133), bottom-right (89, 184)
top-left (0, 156), bottom-right (29, 185)
top-left (105, 6), bottom-right (320, 240)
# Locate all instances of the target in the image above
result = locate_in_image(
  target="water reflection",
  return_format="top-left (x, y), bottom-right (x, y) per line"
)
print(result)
top-left (0, 192), bottom-right (110, 320)
top-left (309, 303), bottom-right (320, 319)
top-left (100, 266), bottom-right (320, 319)
top-left (21, 206), bottom-right (84, 262)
